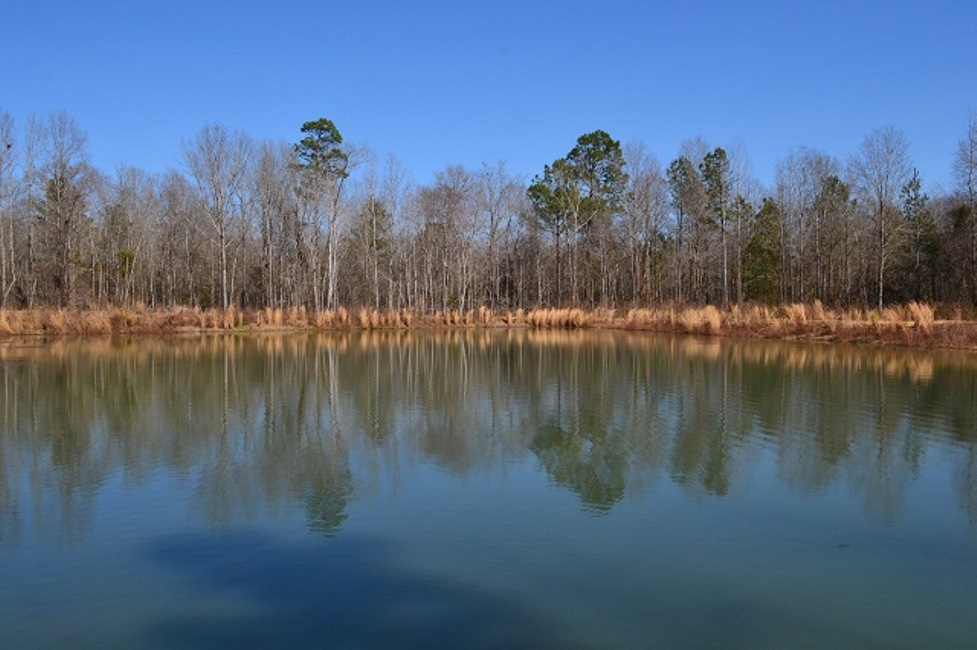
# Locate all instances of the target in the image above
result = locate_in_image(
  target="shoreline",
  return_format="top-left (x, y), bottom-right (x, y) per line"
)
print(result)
top-left (1, 302), bottom-right (976, 351)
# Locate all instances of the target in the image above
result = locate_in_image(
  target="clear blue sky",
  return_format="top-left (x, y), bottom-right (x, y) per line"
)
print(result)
top-left (4, 0), bottom-right (975, 191)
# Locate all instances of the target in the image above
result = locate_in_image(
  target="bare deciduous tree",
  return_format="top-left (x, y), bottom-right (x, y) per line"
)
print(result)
top-left (0, 108), bottom-right (15, 306)
top-left (954, 111), bottom-right (977, 301)
top-left (475, 161), bottom-right (522, 308)
top-left (623, 142), bottom-right (668, 303)
top-left (849, 126), bottom-right (911, 309)
top-left (184, 124), bottom-right (253, 310)
top-left (35, 112), bottom-right (95, 307)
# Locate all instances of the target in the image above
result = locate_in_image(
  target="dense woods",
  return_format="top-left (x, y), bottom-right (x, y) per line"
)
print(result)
top-left (1, 107), bottom-right (976, 313)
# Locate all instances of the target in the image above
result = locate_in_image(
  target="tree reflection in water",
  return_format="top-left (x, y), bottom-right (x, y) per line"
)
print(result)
top-left (1, 331), bottom-right (976, 544)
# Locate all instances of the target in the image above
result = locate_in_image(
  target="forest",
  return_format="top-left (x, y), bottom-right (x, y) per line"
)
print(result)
top-left (0, 107), bottom-right (975, 314)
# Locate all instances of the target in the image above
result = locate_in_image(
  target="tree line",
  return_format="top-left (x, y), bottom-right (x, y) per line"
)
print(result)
top-left (0, 107), bottom-right (975, 312)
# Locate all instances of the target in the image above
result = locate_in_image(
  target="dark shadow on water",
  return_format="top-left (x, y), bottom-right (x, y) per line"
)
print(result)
top-left (145, 530), bottom-right (569, 650)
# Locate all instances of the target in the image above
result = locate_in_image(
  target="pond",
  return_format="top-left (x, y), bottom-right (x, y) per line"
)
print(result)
top-left (1, 331), bottom-right (976, 648)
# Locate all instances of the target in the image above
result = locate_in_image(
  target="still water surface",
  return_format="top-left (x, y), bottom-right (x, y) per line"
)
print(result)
top-left (1, 331), bottom-right (976, 648)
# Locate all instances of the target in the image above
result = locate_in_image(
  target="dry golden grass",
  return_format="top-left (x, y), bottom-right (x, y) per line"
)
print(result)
top-left (676, 305), bottom-right (723, 335)
top-left (783, 303), bottom-right (809, 324)
top-left (79, 310), bottom-right (113, 334)
top-left (311, 310), bottom-right (330, 328)
top-left (526, 308), bottom-right (597, 329)
top-left (881, 305), bottom-right (907, 324)
top-left (811, 299), bottom-right (828, 322)
top-left (0, 302), bottom-right (975, 350)
top-left (702, 305), bottom-right (723, 334)
top-left (908, 301), bottom-right (935, 331)
top-left (221, 305), bottom-right (236, 329)
top-left (46, 309), bottom-right (69, 332)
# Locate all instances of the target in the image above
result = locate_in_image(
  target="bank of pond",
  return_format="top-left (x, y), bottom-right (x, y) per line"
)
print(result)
top-left (2, 301), bottom-right (977, 350)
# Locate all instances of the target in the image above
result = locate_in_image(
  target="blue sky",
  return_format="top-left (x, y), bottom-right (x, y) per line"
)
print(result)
top-left (4, 0), bottom-right (975, 191)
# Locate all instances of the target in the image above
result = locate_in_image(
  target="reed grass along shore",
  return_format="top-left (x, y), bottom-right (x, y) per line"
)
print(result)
top-left (2, 301), bottom-right (976, 350)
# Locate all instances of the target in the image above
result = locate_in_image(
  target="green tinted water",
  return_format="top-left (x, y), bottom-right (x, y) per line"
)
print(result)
top-left (1, 331), bottom-right (975, 648)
